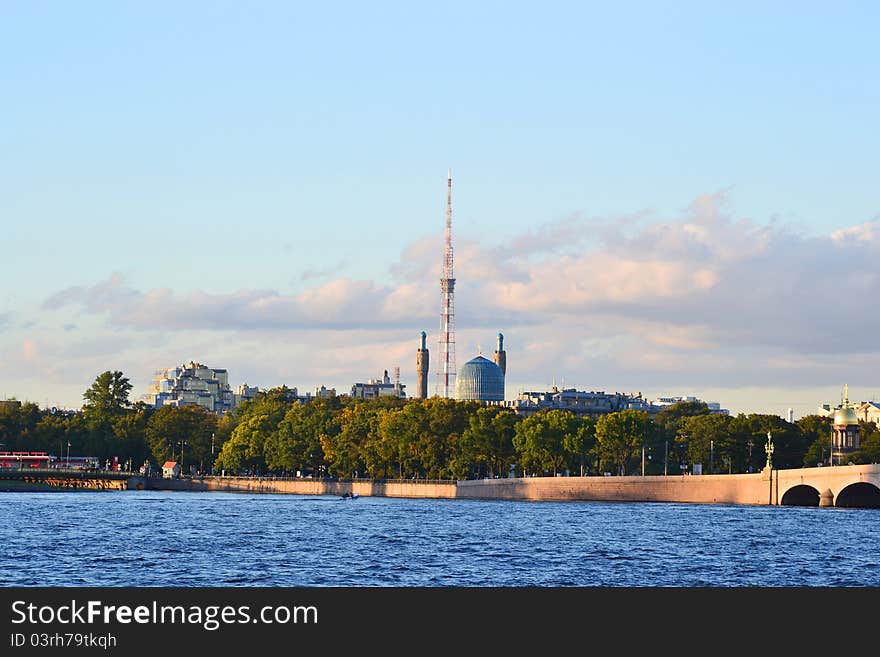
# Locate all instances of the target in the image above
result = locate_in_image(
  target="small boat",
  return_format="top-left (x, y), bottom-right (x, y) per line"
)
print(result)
top-left (341, 492), bottom-right (360, 500)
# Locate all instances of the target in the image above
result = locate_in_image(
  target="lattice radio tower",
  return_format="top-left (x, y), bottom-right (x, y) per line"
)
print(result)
top-left (435, 168), bottom-right (456, 398)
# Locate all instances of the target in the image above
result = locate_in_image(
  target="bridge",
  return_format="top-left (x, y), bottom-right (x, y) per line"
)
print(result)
top-left (772, 464), bottom-right (880, 507)
top-left (456, 463), bottom-right (880, 507)
top-left (0, 468), bottom-right (136, 491)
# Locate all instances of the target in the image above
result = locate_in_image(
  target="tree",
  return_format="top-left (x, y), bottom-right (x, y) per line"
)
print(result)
top-left (446, 431), bottom-right (473, 481)
top-left (654, 401), bottom-right (712, 474)
top-left (681, 414), bottom-right (734, 473)
top-left (145, 406), bottom-right (217, 473)
top-left (362, 406), bottom-right (396, 479)
top-left (798, 415), bottom-right (833, 467)
top-left (265, 398), bottom-right (339, 476)
top-left (377, 406), bottom-right (419, 478)
top-left (214, 389), bottom-right (295, 474)
top-left (461, 406), bottom-right (495, 478)
top-left (82, 371), bottom-right (132, 422)
top-left (852, 421), bottom-right (880, 464)
top-left (213, 412), bottom-right (237, 460)
top-left (513, 410), bottom-right (581, 476)
top-left (459, 406), bottom-right (519, 479)
top-left (594, 410), bottom-right (650, 475)
top-left (422, 398), bottom-right (473, 478)
top-left (110, 406), bottom-right (152, 467)
top-left (215, 413), bottom-right (272, 474)
top-left (654, 401), bottom-right (711, 433)
top-left (321, 401), bottom-right (375, 478)
top-left (731, 414), bottom-right (807, 470)
top-left (563, 416), bottom-right (595, 476)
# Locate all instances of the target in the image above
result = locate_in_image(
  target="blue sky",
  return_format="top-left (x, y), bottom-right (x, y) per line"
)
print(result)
top-left (2, 2), bottom-right (879, 416)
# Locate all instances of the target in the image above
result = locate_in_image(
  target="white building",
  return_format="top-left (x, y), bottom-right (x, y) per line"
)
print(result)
top-left (506, 387), bottom-right (654, 418)
top-left (350, 370), bottom-right (406, 400)
top-left (817, 399), bottom-right (880, 424)
top-left (652, 395), bottom-right (729, 415)
top-left (142, 361), bottom-right (253, 414)
top-left (856, 401), bottom-right (880, 425)
top-left (313, 385), bottom-right (336, 399)
top-left (236, 384), bottom-right (261, 404)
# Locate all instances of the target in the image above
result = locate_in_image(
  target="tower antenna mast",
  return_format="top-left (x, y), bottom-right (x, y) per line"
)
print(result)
top-left (435, 168), bottom-right (457, 398)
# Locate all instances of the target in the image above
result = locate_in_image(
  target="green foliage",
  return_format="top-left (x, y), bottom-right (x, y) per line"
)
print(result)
top-left (651, 401), bottom-right (714, 474)
top-left (798, 415), bottom-right (833, 467)
top-left (513, 410), bottom-right (584, 476)
top-left (681, 414), bottom-right (734, 473)
top-left (462, 406), bottom-right (519, 478)
top-left (145, 405), bottom-right (217, 473)
top-left (654, 401), bottom-right (711, 435)
top-left (7, 377), bottom-right (836, 479)
top-left (214, 391), bottom-right (293, 474)
top-left (265, 398), bottom-right (339, 475)
top-left (594, 410), bottom-right (650, 475)
top-left (215, 413), bottom-right (273, 474)
top-left (110, 407), bottom-right (152, 467)
top-left (82, 371), bottom-right (132, 423)
top-left (422, 398), bottom-right (474, 478)
top-left (852, 421), bottom-right (880, 464)
top-left (731, 414), bottom-right (806, 470)
top-left (321, 401), bottom-right (375, 477)
top-left (563, 415), bottom-right (595, 475)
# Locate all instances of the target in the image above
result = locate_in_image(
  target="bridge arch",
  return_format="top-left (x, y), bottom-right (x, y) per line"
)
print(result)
top-left (780, 484), bottom-right (820, 507)
top-left (835, 482), bottom-right (880, 508)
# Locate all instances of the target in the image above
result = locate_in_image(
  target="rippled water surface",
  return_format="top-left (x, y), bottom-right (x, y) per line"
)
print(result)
top-left (2, 491), bottom-right (878, 586)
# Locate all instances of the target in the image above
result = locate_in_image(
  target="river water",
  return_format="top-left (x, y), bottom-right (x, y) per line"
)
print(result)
top-left (2, 491), bottom-right (878, 586)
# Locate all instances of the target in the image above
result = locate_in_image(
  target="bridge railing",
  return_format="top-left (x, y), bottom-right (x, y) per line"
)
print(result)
top-left (0, 466), bottom-right (136, 478)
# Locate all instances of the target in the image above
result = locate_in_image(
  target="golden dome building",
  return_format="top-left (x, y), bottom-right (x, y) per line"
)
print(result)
top-left (831, 385), bottom-right (860, 465)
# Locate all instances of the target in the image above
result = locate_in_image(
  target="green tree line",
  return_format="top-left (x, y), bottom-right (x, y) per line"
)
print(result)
top-left (2, 373), bottom-right (879, 477)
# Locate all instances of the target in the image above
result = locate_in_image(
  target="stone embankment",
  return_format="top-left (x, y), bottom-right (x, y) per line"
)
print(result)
top-left (133, 464), bottom-right (880, 507)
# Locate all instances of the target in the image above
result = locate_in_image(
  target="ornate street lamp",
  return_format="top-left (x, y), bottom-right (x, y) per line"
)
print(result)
top-left (764, 431), bottom-right (774, 470)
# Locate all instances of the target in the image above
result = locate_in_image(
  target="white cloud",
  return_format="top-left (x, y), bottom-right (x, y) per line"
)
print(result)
top-left (831, 218), bottom-right (880, 244)
top-left (27, 192), bottom-right (880, 408)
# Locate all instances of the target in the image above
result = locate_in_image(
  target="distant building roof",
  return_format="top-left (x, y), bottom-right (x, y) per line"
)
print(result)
top-left (162, 461), bottom-right (178, 469)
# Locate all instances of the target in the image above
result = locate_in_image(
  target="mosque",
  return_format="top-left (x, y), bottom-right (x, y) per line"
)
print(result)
top-left (415, 332), bottom-right (507, 403)
top-left (455, 333), bottom-right (507, 402)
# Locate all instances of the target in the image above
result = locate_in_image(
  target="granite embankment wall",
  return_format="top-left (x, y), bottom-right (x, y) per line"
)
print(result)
top-left (456, 472), bottom-right (772, 505)
top-left (140, 471), bottom-right (774, 505)
top-left (141, 476), bottom-right (458, 499)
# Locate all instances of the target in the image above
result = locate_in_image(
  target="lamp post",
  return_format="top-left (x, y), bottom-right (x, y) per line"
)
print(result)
top-left (66, 441), bottom-right (71, 469)
top-left (211, 432), bottom-right (215, 476)
top-left (764, 431), bottom-right (774, 470)
top-left (178, 440), bottom-right (188, 475)
top-left (710, 439), bottom-right (714, 474)
top-left (679, 432), bottom-right (689, 475)
top-left (830, 426), bottom-right (834, 467)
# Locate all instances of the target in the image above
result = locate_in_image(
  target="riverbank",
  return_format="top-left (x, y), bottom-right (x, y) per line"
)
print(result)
top-left (135, 463), bottom-right (880, 508)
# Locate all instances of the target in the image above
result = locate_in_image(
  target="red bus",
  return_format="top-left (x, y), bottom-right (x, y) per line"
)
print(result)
top-left (0, 451), bottom-right (51, 468)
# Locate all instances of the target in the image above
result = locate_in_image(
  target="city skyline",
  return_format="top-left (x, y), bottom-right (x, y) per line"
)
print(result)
top-left (2, 3), bottom-right (879, 418)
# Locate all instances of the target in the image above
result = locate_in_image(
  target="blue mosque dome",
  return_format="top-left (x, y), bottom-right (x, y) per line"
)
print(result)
top-left (455, 355), bottom-right (505, 402)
